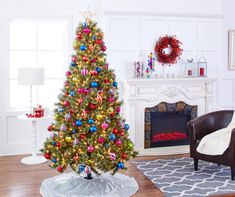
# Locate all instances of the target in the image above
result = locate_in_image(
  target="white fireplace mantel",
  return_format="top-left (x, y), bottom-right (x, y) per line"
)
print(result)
top-left (123, 77), bottom-right (216, 156)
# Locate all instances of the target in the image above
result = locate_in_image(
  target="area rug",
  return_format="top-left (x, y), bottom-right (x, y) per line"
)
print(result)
top-left (133, 157), bottom-right (235, 197)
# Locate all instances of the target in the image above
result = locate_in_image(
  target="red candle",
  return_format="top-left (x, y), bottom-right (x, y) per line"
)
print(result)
top-left (200, 67), bottom-right (204, 76)
top-left (188, 70), bottom-right (192, 76)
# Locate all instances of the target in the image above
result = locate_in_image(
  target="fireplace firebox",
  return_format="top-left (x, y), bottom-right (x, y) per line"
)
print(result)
top-left (145, 101), bottom-right (197, 148)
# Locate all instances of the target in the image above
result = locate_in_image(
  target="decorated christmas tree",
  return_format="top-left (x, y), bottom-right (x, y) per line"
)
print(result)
top-left (41, 18), bottom-right (137, 178)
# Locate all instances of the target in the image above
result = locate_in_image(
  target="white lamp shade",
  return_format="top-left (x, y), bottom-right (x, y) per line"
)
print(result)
top-left (18, 67), bottom-right (45, 85)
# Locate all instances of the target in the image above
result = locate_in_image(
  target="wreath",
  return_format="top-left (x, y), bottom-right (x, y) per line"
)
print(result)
top-left (155, 35), bottom-right (183, 65)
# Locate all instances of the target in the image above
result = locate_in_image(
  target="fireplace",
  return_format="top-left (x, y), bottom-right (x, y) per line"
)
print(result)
top-left (145, 101), bottom-right (197, 148)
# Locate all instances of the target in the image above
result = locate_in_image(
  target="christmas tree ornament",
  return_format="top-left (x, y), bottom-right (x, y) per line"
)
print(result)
top-left (70, 62), bottom-right (77, 67)
top-left (47, 125), bottom-right (53, 131)
top-left (70, 91), bottom-right (75, 97)
top-left (78, 165), bottom-right (85, 172)
top-left (76, 32), bottom-right (83, 40)
top-left (121, 153), bottom-right (127, 159)
top-left (96, 114), bottom-right (103, 120)
top-left (128, 141), bottom-right (134, 149)
top-left (81, 110), bottom-right (87, 118)
top-left (90, 70), bottom-right (98, 76)
top-left (50, 132), bottom-right (57, 138)
top-left (109, 152), bottom-right (116, 161)
top-left (52, 158), bottom-right (57, 163)
top-left (104, 78), bottom-right (110, 83)
top-left (63, 101), bottom-right (70, 107)
top-left (96, 39), bottom-right (102, 45)
top-left (96, 67), bottom-right (101, 72)
top-left (72, 129), bottom-right (77, 134)
top-left (116, 106), bottom-right (121, 113)
top-left (57, 108), bottom-right (64, 112)
top-left (117, 162), bottom-right (124, 169)
top-left (73, 138), bottom-right (80, 145)
top-left (88, 119), bottom-right (94, 124)
top-left (80, 45), bottom-right (87, 51)
top-left (124, 124), bottom-right (129, 131)
top-left (113, 81), bottom-right (118, 87)
top-left (52, 141), bottom-right (56, 146)
top-left (105, 63), bottom-right (109, 69)
top-left (101, 45), bottom-right (107, 51)
top-left (65, 113), bottom-right (72, 121)
top-left (83, 28), bottom-right (91, 34)
top-left (109, 134), bottom-right (116, 141)
top-left (81, 68), bottom-right (88, 76)
top-left (75, 120), bottom-right (82, 127)
top-left (88, 45), bottom-right (94, 51)
top-left (87, 145), bottom-right (94, 153)
top-left (97, 137), bottom-right (105, 144)
top-left (77, 88), bottom-right (84, 94)
top-left (107, 107), bottom-right (114, 114)
top-left (60, 124), bottom-right (66, 132)
top-left (83, 89), bottom-right (90, 94)
top-left (57, 166), bottom-right (63, 172)
top-left (115, 139), bottom-right (122, 146)
top-left (112, 128), bottom-right (118, 135)
top-left (65, 136), bottom-right (72, 143)
top-left (89, 126), bottom-right (97, 133)
top-left (82, 22), bottom-right (87, 27)
top-left (82, 56), bottom-right (89, 62)
top-left (72, 55), bottom-right (77, 62)
top-left (56, 142), bottom-right (61, 148)
top-left (80, 133), bottom-right (86, 139)
top-left (90, 81), bottom-right (98, 88)
top-left (44, 153), bottom-right (51, 159)
top-left (92, 35), bottom-right (96, 40)
top-left (78, 98), bottom-right (83, 104)
top-left (66, 71), bottom-right (72, 77)
top-left (101, 122), bottom-right (109, 130)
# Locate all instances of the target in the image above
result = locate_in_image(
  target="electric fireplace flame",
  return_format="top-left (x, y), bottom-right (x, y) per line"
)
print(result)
top-left (152, 131), bottom-right (188, 143)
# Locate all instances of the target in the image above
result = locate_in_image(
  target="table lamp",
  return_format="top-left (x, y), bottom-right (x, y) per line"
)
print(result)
top-left (18, 67), bottom-right (45, 112)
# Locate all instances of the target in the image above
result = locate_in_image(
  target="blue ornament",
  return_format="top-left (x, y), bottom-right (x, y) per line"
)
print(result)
top-left (96, 67), bottom-right (101, 72)
top-left (82, 22), bottom-right (87, 27)
top-left (57, 108), bottom-right (64, 112)
top-left (52, 141), bottom-right (56, 146)
top-left (79, 165), bottom-right (85, 172)
top-left (70, 62), bottom-right (77, 67)
top-left (105, 143), bottom-right (109, 148)
top-left (70, 91), bottom-right (75, 97)
top-left (72, 129), bottom-right (77, 134)
top-left (92, 35), bottom-right (96, 40)
top-left (80, 45), bottom-right (87, 51)
top-left (88, 119), bottom-right (94, 124)
top-left (124, 124), bottom-right (129, 131)
top-left (113, 81), bottom-right (118, 87)
top-left (52, 158), bottom-right (57, 163)
top-left (109, 134), bottom-right (116, 141)
top-left (117, 162), bottom-right (124, 169)
top-left (90, 126), bottom-right (97, 133)
top-left (91, 81), bottom-right (98, 88)
top-left (76, 120), bottom-right (82, 127)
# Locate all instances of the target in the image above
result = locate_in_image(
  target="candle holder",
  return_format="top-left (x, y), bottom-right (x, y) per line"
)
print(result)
top-left (197, 55), bottom-right (207, 77)
top-left (184, 59), bottom-right (196, 77)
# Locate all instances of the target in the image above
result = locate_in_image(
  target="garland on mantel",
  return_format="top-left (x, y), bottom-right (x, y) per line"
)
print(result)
top-left (155, 35), bottom-right (183, 65)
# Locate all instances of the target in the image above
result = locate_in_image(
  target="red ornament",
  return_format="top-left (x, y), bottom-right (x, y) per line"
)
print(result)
top-left (80, 133), bottom-right (86, 139)
top-left (98, 137), bottom-right (105, 144)
top-left (121, 153), bottom-right (127, 159)
top-left (101, 45), bottom-right (107, 51)
top-left (91, 58), bottom-right (97, 63)
top-left (155, 35), bottom-right (183, 65)
top-left (78, 98), bottom-right (83, 104)
top-left (113, 128), bottom-right (118, 135)
top-left (96, 40), bottom-right (102, 45)
top-left (76, 32), bottom-right (83, 40)
top-left (66, 71), bottom-right (71, 77)
top-left (83, 89), bottom-right (90, 94)
top-left (77, 88), bottom-right (84, 94)
top-left (44, 153), bottom-right (51, 159)
top-left (63, 101), bottom-right (70, 107)
top-left (47, 125), bottom-right (53, 132)
top-left (83, 28), bottom-right (91, 34)
top-left (82, 56), bottom-right (89, 62)
top-left (56, 142), bottom-right (61, 148)
top-left (57, 166), bottom-right (63, 172)
top-left (119, 130), bottom-right (125, 136)
top-left (116, 106), bottom-right (121, 113)
top-left (90, 70), bottom-right (98, 76)
top-left (89, 103), bottom-right (96, 110)
top-left (104, 78), bottom-right (110, 83)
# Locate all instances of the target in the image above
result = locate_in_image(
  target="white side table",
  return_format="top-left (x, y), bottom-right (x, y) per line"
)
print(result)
top-left (17, 114), bottom-right (50, 165)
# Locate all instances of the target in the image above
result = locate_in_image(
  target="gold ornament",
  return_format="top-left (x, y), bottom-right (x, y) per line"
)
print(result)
top-left (96, 114), bottom-right (103, 120)
top-left (65, 136), bottom-right (72, 143)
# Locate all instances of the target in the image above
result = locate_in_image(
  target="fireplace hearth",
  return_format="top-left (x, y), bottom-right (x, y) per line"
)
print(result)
top-left (145, 102), bottom-right (197, 148)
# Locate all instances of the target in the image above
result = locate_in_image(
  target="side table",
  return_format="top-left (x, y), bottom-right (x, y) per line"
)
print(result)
top-left (17, 114), bottom-right (51, 165)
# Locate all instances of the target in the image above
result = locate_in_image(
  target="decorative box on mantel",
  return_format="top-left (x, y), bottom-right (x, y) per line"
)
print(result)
top-left (123, 78), bottom-right (216, 156)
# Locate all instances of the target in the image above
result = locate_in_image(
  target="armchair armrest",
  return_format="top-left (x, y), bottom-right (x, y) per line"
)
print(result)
top-left (188, 110), bottom-right (233, 141)
top-left (228, 128), bottom-right (235, 166)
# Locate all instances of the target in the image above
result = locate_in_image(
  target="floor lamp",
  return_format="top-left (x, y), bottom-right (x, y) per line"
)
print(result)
top-left (18, 67), bottom-right (45, 112)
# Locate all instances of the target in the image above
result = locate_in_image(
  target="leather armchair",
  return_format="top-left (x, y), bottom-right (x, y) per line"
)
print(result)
top-left (188, 110), bottom-right (235, 180)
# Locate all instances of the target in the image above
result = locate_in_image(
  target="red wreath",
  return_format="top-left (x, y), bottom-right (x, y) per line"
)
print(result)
top-left (155, 35), bottom-right (183, 65)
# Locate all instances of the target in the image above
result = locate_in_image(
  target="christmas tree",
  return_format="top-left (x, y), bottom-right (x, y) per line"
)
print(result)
top-left (41, 19), bottom-right (137, 177)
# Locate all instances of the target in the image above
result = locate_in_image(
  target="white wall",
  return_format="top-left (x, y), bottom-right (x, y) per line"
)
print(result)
top-left (1, 0), bottom-right (234, 155)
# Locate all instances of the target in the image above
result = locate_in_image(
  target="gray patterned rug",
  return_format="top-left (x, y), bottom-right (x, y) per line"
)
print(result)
top-left (133, 157), bottom-right (235, 197)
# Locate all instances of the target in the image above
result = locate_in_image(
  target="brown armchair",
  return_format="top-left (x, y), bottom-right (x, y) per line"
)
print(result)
top-left (187, 110), bottom-right (235, 180)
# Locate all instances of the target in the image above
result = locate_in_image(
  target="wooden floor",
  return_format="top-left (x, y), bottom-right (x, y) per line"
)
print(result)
top-left (0, 154), bottom-right (235, 197)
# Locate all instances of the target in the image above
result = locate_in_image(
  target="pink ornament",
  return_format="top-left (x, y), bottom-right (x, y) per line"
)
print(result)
top-left (91, 58), bottom-right (97, 63)
top-left (116, 139), bottom-right (122, 146)
top-left (77, 88), bottom-right (84, 94)
top-left (83, 89), bottom-right (90, 94)
top-left (83, 28), bottom-right (91, 34)
top-left (108, 97), bottom-right (115, 102)
top-left (101, 122), bottom-right (109, 130)
top-left (109, 152), bottom-right (116, 161)
top-left (98, 137), bottom-right (105, 144)
top-left (63, 101), bottom-right (70, 107)
top-left (66, 71), bottom-right (71, 77)
top-left (78, 98), bottom-right (83, 104)
top-left (87, 146), bottom-right (94, 153)
top-left (101, 45), bottom-right (107, 51)
top-left (72, 122), bottom-right (76, 126)
top-left (116, 106), bottom-right (121, 113)
top-left (85, 166), bottom-right (91, 174)
top-left (81, 68), bottom-right (88, 76)
top-left (72, 55), bottom-right (77, 62)
top-left (105, 64), bottom-right (109, 69)
top-left (73, 138), bottom-right (80, 145)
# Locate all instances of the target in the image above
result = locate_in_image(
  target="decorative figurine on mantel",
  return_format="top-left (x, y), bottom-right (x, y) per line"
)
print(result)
top-left (134, 59), bottom-right (144, 78)
top-left (197, 55), bottom-right (207, 77)
top-left (145, 52), bottom-right (155, 78)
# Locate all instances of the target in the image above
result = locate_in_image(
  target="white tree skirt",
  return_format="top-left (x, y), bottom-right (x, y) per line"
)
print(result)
top-left (40, 172), bottom-right (139, 197)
